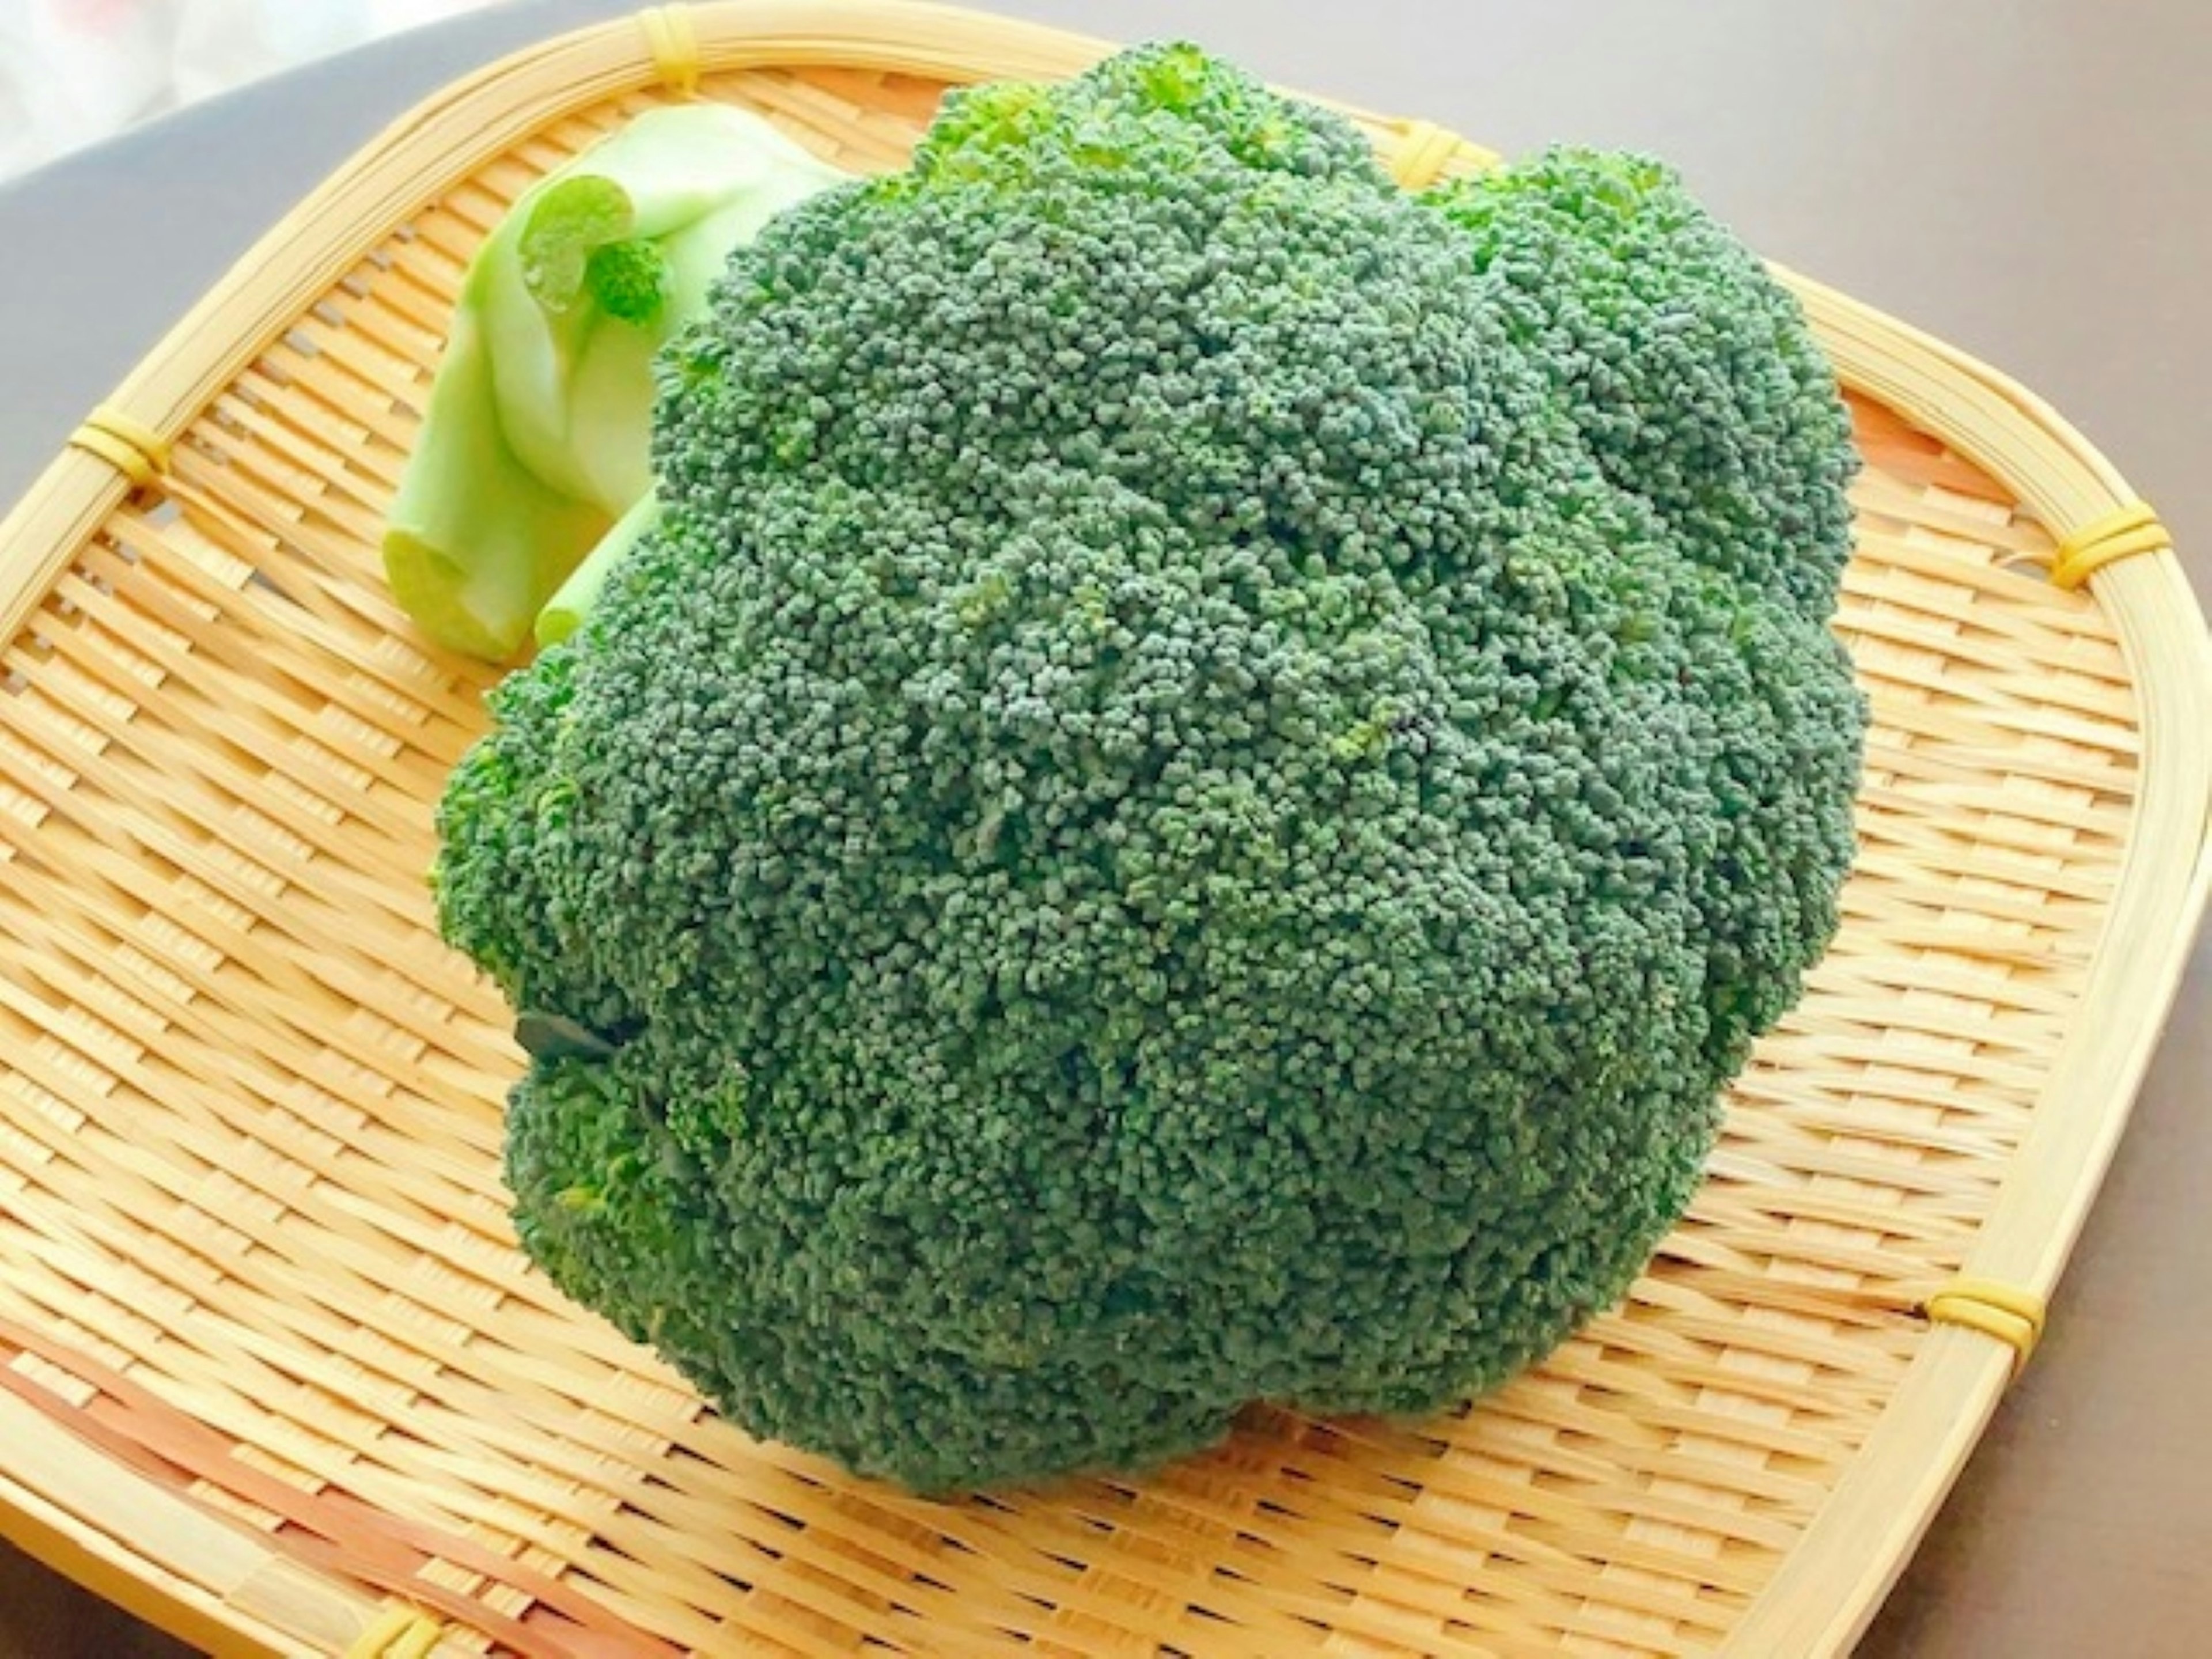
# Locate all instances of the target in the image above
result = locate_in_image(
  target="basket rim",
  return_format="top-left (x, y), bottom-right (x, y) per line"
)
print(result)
top-left (0, 4), bottom-right (2205, 1655)
top-left (0, 1402), bottom-right (351, 1659)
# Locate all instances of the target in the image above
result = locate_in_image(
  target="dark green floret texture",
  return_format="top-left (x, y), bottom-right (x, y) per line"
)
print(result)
top-left (434, 42), bottom-right (1865, 1493)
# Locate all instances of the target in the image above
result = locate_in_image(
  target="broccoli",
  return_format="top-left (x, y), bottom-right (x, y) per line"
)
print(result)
top-left (433, 42), bottom-right (1865, 1493)
top-left (383, 105), bottom-right (847, 659)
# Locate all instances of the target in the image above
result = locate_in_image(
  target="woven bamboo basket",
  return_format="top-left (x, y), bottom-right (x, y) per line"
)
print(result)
top-left (0, 4), bottom-right (2205, 1655)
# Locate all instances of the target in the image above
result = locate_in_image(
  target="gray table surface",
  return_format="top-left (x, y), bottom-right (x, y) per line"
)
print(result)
top-left (1, 3), bottom-right (2205, 1654)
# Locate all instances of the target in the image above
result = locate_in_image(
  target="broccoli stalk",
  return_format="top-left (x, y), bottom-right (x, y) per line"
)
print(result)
top-left (383, 105), bottom-right (847, 659)
top-left (535, 490), bottom-right (660, 648)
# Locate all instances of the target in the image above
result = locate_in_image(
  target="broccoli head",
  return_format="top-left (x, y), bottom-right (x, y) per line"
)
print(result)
top-left (434, 43), bottom-right (1865, 1493)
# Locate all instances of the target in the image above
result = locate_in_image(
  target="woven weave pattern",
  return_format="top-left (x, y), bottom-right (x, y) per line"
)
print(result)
top-left (0, 47), bottom-right (2168, 1659)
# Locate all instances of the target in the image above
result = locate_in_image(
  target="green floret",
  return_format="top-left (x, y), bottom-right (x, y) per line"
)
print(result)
top-left (1426, 147), bottom-right (1864, 1059)
top-left (433, 646), bottom-right (577, 999)
top-left (1424, 149), bottom-right (1859, 611)
top-left (434, 43), bottom-right (1865, 1493)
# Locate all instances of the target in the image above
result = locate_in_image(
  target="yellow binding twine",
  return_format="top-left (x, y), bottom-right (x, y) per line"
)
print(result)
top-left (346, 1604), bottom-right (443, 1659)
top-left (639, 5), bottom-right (702, 97)
top-left (67, 404), bottom-right (169, 488)
top-left (2049, 500), bottom-right (2168, 590)
top-left (1922, 1277), bottom-right (2047, 1376)
top-left (1385, 119), bottom-right (1498, 188)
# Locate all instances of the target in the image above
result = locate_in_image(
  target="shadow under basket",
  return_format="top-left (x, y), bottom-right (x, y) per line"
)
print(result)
top-left (0, 5), bottom-right (2206, 1656)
